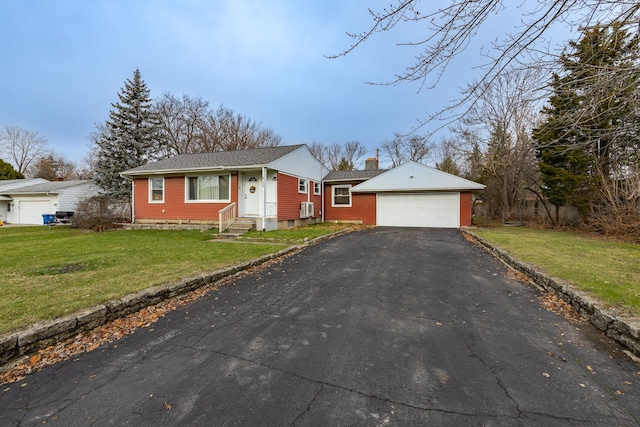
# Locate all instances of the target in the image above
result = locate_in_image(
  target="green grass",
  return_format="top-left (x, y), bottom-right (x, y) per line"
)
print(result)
top-left (242, 223), bottom-right (350, 243)
top-left (472, 227), bottom-right (640, 316)
top-left (0, 226), bottom-right (288, 334)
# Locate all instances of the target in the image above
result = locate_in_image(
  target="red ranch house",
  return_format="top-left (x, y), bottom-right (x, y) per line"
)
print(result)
top-left (122, 145), bottom-right (484, 231)
top-left (121, 145), bottom-right (329, 231)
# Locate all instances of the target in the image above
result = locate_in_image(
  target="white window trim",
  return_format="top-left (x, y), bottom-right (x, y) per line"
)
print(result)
top-left (184, 173), bottom-right (232, 203)
top-left (298, 178), bottom-right (308, 194)
top-left (313, 181), bottom-right (321, 195)
top-left (149, 177), bottom-right (164, 203)
top-left (332, 184), bottom-right (352, 207)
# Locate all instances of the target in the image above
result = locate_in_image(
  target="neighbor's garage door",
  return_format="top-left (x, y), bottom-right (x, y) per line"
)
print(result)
top-left (18, 200), bottom-right (53, 224)
top-left (377, 193), bottom-right (460, 228)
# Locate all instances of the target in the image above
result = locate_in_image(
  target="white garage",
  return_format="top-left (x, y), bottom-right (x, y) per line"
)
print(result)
top-left (1, 180), bottom-right (99, 225)
top-left (351, 162), bottom-right (485, 228)
top-left (17, 199), bottom-right (56, 225)
top-left (377, 192), bottom-right (460, 228)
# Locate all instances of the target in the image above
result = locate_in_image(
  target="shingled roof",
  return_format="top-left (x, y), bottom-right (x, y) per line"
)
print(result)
top-left (323, 169), bottom-right (387, 182)
top-left (121, 145), bottom-right (305, 175)
top-left (4, 180), bottom-right (95, 194)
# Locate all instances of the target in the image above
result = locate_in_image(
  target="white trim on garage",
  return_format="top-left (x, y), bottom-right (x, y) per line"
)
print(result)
top-left (377, 192), bottom-right (460, 228)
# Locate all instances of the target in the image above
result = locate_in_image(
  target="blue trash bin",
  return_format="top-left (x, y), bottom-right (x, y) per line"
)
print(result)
top-left (42, 214), bottom-right (56, 225)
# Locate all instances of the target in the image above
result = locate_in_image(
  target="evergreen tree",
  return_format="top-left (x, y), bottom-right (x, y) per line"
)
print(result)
top-left (93, 68), bottom-right (159, 199)
top-left (0, 158), bottom-right (23, 180)
top-left (533, 23), bottom-right (640, 220)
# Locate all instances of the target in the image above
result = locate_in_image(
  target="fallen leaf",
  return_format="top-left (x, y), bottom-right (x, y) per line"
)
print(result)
top-left (29, 355), bottom-right (41, 365)
top-left (579, 383), bottom-right (586, 388)
top-left (164, 402), bottom-right (172, 410)
top-left (542, 372), bottom-right (551, 378)
top-left (587, 365), bottom-right (593, 371)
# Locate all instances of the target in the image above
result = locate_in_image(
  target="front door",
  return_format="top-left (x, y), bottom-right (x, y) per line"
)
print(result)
top-left (243, 173), bottom-right (261, 216)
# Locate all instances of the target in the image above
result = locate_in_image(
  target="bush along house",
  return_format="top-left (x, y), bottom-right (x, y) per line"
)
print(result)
top-left (121, 145), bottom-right (484, 232)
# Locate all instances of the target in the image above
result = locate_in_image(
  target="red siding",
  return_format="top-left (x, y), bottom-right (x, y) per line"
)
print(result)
top-left (277, 173), bottom-right (311, 220)
top-left (133, 174), bottom-right (238, 222)
top-left (323, 182), bottom-right (376, 225)
top-left (459, 191), bottom-right (472, 226)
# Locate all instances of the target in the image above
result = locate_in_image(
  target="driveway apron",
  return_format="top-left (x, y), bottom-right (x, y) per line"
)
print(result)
top-left (1, 228), bottom-right (639, 426)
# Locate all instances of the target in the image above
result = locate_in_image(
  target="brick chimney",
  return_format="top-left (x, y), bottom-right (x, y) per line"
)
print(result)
top-left (365, 157), bottom-right (378, 171)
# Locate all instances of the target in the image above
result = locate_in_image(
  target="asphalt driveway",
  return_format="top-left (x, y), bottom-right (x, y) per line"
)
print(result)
top-left (2, 228), bottom-right (639, 426)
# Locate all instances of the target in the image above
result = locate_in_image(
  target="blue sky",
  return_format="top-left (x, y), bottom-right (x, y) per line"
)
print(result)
top-left (0, 1), bottom-right (573, 168)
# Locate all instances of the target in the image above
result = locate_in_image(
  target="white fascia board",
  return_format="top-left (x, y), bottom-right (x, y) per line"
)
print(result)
top-left (121, 166), bottom-right (251, 177)
top-left (351, 161), bottom-right (485, 192)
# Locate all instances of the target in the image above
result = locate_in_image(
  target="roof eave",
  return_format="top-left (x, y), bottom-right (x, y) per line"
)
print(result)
top-left (351, 186), bottom-right (485, 193)
top-left (122, 164), bottom-right (271, 177)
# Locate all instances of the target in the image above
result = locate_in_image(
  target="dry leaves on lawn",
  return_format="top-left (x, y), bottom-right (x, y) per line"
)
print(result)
top-left (0, 253), bottom-right (296, 386)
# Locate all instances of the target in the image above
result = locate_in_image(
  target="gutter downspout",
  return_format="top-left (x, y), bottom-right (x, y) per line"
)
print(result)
top-left (261, 167), bottom-right (267, 231)
top-left (121, 175), bottom-right (134, 223)
top-left (321, 177), bottom-right (325, 224)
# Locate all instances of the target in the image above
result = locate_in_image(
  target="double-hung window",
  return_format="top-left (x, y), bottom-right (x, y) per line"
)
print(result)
top-left (298, 178), bottom-right (308, 194)
top-left (149, 177), bottom-right (164, 203)
top-left (186, 174), bottom-right (230, 202)
top-left (332, 185), bottom-right (351, 207)
top-left (314, 181), bottom-right (321, 195)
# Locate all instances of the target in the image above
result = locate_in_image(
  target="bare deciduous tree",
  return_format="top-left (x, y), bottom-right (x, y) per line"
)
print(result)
top-left (450, 68), bottom-right (541, 221)
top-left (381, 132), bottom-right (432, 167)
top-left (331, 1), bottom-right (640, 129)
top-left (310, 141), bottom-right (368, 171)
top-left (155, 93), bottom-right (209, 156)
top-left (28, 152), bottom-right (79, 181)
top-left (0, 125), bottom-right (49, 175)
top-left (154, 95), bottom-right (282, 155)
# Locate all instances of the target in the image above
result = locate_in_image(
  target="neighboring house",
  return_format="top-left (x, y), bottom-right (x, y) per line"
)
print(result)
top-left (0, 180), bottom-right (99, 225)
top-left (325, 161), bottom-right (485, 228)
top-left (121, 145), bottom-right (330, 231)
top-left (122, 145), bottom-right (485, 230)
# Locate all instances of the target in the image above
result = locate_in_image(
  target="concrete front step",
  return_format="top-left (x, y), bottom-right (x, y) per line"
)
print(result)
top-left (216, 218), bottom-right (256, 239)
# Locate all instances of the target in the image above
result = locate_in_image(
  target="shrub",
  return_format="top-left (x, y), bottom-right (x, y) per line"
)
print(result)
top-left (74, 196), bottom-right (130, 231)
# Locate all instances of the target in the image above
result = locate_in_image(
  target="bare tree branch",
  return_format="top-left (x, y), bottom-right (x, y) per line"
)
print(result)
top-left (0, 125), bottom-right (49, 174)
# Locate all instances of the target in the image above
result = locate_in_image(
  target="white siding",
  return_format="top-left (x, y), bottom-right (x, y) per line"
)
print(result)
top-left (267, 146), bottom-right (329, 182)
top-left (57, 182), bottom-right (99, 211)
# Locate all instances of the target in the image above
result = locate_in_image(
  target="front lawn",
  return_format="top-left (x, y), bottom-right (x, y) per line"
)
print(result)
top-left (0, 226), bottom-right (288, 334)
top-left (471, 227), bottom-right (640, 316)
top-left (242, 223), bottom-right (351, 243)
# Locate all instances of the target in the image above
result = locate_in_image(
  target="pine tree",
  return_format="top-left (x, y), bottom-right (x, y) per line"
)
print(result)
top-left (533, 23), bottom-right (640, 220)
top-left (0, 158), bottom-right (23, 180)
top-left (93, 68), bottom-right (159, 199)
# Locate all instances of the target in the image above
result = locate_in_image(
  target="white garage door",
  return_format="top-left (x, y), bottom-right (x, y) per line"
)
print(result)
top-left (377, 193), bottom-right (460, 228)
top-left (18, 200), bottom-right (54, 224)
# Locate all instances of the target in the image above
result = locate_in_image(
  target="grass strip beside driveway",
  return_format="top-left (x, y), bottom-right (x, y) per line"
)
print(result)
top-left (472, 227), bottom-right (640, 317)
top-left (0, 227), bottom-right (288, 334)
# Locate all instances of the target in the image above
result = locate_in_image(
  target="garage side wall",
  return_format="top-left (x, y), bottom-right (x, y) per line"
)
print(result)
top-left (460, 191), bottom-right (472, 226)
top-left (323, 183), bottom-right (376, 224)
